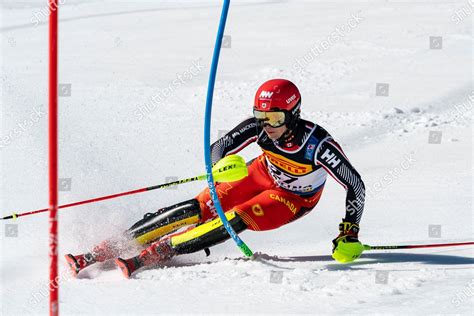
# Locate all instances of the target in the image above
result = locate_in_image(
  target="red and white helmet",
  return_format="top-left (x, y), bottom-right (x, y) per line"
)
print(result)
top-left (253, 79), bottom-right (301, 130)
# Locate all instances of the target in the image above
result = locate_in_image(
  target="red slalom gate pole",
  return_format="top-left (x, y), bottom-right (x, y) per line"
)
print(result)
top-left (49, 0), bottom-right (59, 315)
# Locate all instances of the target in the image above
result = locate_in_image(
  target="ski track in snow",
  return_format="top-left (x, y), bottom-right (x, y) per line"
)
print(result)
top-left (0, 0), bottom-right (288, 32)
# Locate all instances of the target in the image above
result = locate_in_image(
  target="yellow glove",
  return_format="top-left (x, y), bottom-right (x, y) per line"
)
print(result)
top-left (332, 221), bottom-right (364, 263)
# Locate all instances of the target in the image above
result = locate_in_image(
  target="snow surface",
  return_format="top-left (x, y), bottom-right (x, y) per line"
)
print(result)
top-left (1, 0), bottom-right (473, 314)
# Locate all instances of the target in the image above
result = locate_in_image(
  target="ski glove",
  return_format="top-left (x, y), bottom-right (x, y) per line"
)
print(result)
top-left (332, 221), bottom-right (364, 263)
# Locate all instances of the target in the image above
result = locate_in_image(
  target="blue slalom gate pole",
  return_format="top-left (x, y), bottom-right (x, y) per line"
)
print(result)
top-left (203, 0), bottom-right (253, 257)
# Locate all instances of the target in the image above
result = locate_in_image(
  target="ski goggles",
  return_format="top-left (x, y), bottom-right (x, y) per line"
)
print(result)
top-left (253, 110), bottom-right (287, 128)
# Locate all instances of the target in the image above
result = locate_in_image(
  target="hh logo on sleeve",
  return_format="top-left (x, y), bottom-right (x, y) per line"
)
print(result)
top-left (320, 149), bottom-right (341, 168)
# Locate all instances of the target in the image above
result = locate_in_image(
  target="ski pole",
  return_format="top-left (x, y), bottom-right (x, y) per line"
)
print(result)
top-left (1, 154), bottom-right (248, 221)
top-left (363, 241), bottom-right (474, 251)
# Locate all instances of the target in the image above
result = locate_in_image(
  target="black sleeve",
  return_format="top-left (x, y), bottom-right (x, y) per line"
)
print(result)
top-left (315, 139), bottom-right (365, 224)
top-left (210, 118), bottom-right (259, 164)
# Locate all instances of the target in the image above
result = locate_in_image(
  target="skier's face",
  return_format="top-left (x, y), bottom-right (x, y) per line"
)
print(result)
top-left (263, 124), bottom-right (288, 140)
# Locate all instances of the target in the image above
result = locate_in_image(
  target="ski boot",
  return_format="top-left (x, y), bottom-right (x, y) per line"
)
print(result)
top-left (65, 239), bottom-right (120, 277)
top-left (65, 253), bottom-right (96, 277)
top-left (116, 238), bottom-right (175, 279)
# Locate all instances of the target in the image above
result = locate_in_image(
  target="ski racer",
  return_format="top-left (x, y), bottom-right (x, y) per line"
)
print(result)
top-left (65, 78), bottom-right (366, 278)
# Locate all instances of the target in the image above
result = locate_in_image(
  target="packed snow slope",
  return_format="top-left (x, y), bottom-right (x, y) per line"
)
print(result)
top-left (1, 0), bottom-right (473, 314)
